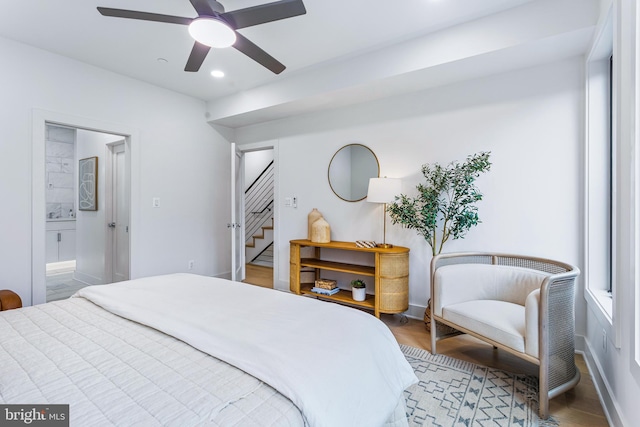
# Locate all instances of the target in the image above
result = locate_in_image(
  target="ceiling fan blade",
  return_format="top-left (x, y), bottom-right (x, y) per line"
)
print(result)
top-left (185, 42), bottom-right (211, 72)
top-left (189, 0), bottom-right (218, 16)
top-left (233, 33), bottom-right (285, 74)
top-left (220, 0), bottom-right (306, 29)
top-left (97, 7), bottom-right (192, 25)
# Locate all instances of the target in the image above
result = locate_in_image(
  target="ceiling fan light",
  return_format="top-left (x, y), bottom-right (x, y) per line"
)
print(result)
top-left (188, 18), bottom-right (236, 48)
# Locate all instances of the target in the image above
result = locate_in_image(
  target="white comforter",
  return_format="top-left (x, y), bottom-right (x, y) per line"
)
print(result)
top-left (75, 273), bottom-right (417, 427)
top-left (0, 298), bottom-right (304, 426)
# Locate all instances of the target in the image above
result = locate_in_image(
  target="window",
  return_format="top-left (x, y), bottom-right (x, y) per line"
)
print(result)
top-left (585, 8), bottom-right (614, 332)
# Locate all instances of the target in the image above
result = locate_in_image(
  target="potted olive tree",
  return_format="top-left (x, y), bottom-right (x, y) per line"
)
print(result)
top-left (351, 279), bottom-right (366, 301)
top-left (387, 151), bottom-right (491, 256)
top-left (387, 152), bottom-right (491, 333)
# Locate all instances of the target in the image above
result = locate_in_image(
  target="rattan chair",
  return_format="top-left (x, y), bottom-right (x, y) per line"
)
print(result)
top-left (430, 252), bottom-right (580, 419)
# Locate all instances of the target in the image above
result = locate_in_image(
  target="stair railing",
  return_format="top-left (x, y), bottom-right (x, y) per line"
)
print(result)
top-left (245, 161), bottom-right (274, 243)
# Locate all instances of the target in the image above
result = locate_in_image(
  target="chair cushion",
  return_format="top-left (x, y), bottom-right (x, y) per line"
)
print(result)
top-left (442, 300), bottom-right (526, 354)
top-left (433, 264), bottom-right (548, 316)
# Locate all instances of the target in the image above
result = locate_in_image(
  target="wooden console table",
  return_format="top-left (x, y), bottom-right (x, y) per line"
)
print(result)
top-left (289, 239), bottom-right (409, 318)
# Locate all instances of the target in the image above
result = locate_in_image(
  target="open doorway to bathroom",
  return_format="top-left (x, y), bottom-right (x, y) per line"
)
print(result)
top-left (44, 124), bottom-right (129, 302)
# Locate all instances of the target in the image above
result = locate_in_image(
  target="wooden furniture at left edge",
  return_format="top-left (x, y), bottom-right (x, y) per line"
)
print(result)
top-left (290, 239), bottom-right (409, 318)
top-left (0, 290), bottom-right (22, 311)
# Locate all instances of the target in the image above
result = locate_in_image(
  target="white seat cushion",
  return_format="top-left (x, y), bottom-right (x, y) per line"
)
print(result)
top-left (442, 300), bottom-right (526, 354)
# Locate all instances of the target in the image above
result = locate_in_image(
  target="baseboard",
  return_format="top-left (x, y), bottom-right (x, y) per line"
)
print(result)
top-left (576, 334), bottom-right (625, 427)
top-left (403, 303), bottom-right (426, 320)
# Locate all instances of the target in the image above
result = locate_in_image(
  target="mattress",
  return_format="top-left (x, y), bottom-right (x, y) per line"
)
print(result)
top-left (0, 274), bottom-right (415, 426)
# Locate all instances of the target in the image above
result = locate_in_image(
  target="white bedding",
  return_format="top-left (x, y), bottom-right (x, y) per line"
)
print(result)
top-left (0, 298), bottom-right (304, 426)
top-left (75, 274), bottom-right (417, 427)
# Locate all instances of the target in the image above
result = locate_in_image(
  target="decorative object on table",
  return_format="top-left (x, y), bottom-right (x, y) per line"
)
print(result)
top-left (328, 144), bottom-right (379, 202)
top-left (355, 240), bottom-right (376, 248)
top-left (387, 151), bottom-right (491, 256)
top-left (310, 217), bottom-right (331, 243)
top-left (307, 208), bottom-right (323, 240)
top-left (310, 286), bottom-right (341, 296)
top-left (367, 177), bottom-right (402, 248)
top-left (78, 156), bottom-right (98, 211)
top-left (351, 279), bottom-right (366, 301)
top-left (314, 278), bottom-right (337, 290)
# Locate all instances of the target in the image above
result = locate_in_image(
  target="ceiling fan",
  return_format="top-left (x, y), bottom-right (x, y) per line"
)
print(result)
top-left (97, 0), bottom-right (306, 74)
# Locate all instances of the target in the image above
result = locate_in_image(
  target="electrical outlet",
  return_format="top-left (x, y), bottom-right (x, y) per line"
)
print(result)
top-left (152, 197), bottom-right (160, 208)
top-left (188, 260), bottom-right (194, 270)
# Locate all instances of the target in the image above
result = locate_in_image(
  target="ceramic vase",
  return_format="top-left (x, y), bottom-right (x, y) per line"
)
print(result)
top-left (307, 208), bottom-right (323, 240)
top-left (311, 217), bottom-right (331, 243)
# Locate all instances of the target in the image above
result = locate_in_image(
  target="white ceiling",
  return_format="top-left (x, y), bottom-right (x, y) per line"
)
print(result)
top-left (0, 0), bottom-right (599, 127)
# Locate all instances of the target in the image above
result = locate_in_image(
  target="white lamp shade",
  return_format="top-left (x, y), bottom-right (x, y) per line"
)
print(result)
top-left (367, 178), bottom-right (401, 203)
top-left (188, 18), bottom-right (237, 48)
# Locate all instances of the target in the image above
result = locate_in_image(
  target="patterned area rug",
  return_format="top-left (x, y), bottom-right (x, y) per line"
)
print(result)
top-left (401, 345), bottom-right (555, 427)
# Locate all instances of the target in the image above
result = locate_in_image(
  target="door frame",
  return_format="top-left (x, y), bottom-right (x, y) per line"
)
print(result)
top-left (230, 143), bottom-right (245, 281)
top-left (31, 109), bottom-right (138, 305)
top-left (232, 140), bottom-right (280, 289)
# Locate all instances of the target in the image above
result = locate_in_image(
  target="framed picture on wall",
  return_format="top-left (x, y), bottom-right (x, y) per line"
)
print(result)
top-left (78, 156), bottom-right (98, 211)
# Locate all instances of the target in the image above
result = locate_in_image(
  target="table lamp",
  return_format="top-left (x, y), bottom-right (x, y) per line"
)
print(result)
top-left (367, 177), bottom-right (401, 248)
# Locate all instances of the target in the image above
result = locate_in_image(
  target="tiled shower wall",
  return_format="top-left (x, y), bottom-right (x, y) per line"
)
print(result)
top-left (46, 125), bottom-right (76, 219)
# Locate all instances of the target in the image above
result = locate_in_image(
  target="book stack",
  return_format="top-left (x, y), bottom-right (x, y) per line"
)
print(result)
top-left (311, 279), bottom-right (340, 296)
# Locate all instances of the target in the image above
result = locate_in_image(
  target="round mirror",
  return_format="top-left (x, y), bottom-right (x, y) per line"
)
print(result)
top-left (328, 144), bottom-right (379, 202)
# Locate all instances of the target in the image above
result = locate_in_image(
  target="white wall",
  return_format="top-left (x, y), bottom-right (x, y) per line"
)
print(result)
top-left (236, 57), bottom-right (586, 326)
top-left (0, 35), bottom-right (231, 305)
top-left (244, 149), bottom-right (273, 191)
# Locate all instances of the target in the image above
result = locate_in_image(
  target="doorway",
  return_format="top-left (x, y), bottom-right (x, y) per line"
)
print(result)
top-left (44, 126), bottom-right (130, 302)
top-left (230, 143), bottom-right (278, 289)
top-left (32, 110), bottom-right (136, 306)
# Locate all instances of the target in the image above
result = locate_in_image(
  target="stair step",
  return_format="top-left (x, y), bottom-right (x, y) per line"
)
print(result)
top-left (246, 242), bottom-right (255, 248)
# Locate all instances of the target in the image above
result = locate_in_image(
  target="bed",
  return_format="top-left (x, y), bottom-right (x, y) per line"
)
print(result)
top-left (0, 273), bottom-right (416, 426)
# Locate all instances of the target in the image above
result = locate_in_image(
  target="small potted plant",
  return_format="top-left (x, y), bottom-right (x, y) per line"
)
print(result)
top-left (351, 279), bottom-right (366, 301)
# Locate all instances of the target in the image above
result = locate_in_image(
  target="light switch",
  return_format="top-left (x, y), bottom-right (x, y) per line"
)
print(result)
top-left (284, 197), bottom-right (292, 207)
top-left (152, 197), bottom-right (160, 208)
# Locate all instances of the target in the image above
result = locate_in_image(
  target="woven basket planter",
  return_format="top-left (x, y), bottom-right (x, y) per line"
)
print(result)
top-left (424, 299), bottom-right (462, 337)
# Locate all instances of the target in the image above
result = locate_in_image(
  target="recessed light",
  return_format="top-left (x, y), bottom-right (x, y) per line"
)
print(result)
top-left (210, 70), bottom-right (225, 78)
top-left (157, 58), bottom-right (168, 63)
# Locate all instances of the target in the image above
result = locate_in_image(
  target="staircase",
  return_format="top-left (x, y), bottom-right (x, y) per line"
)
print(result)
top-left (245, 161), bottom-right (274, 266)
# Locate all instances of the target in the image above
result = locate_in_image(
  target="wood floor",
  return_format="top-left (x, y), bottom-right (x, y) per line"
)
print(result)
top-left (243, 263), bottom-right (275, 288)
top-left (242, 267), bottom-right (609, 426)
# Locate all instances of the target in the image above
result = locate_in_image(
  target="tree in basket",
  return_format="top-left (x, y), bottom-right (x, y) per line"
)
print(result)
top-left (387, 151), bottom-right (491, 332)
top-left (387, 151), bottom-right (491, 256)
